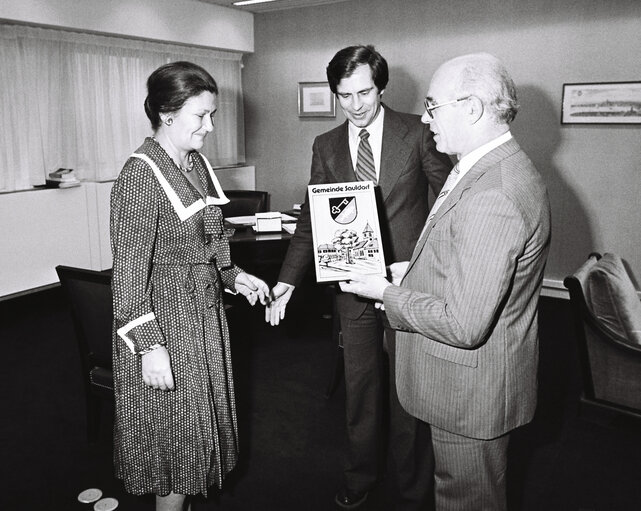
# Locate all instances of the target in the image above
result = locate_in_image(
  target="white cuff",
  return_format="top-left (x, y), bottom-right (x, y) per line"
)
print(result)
top-left (117, 312), bottom-right (156, 354)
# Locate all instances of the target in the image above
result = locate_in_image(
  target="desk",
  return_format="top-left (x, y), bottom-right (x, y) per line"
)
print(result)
top-left (229, 228), bottom-right (292, 245)
top-left (228, 226), bottom-right (292, 284)
top-left (227, 224), bottom-right (324, 309)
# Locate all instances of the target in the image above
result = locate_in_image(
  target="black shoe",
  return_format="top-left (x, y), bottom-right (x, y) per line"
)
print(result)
top-left (335, 487), bottom-right (368, 510)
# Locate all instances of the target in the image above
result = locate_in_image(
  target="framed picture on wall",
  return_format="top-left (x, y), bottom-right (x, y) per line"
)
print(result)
top-left (298, 81), bottom-right (336, 118)
top-left (561, 82), bottom-right (641, 124)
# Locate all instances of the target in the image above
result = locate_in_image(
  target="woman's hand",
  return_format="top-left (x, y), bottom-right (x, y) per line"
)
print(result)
top-left (141, 346), bottom-right (174, 391)
top-left (235, 272), bottom-right (270, 306)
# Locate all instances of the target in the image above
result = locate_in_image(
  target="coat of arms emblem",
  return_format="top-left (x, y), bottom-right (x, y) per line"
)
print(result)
top-left (329, 196), bottom-right (357, 224)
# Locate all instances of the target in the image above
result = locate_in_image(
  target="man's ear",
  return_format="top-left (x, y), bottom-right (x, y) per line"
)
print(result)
top-left (468, 95), bottom-right (484, 124)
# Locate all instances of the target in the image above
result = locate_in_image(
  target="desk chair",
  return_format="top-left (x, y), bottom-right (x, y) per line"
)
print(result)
top-left (219, 190), bottom-right (269, 218)
top-left (56, 265), bottom-right (113, 442)
top-left (564, 253), bottom-right (641, 420)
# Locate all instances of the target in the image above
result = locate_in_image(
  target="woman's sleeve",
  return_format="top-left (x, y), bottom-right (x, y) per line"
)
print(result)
top-left (220, 265), bottom-right (243, 293)
top-left (110, 160), bottom-right (166, 355)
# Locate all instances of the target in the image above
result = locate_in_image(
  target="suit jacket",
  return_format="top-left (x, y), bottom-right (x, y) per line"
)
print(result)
top-left (384, 138), bottom-right (551, 440)
top-left (279, 105), bottom-right (451, 319)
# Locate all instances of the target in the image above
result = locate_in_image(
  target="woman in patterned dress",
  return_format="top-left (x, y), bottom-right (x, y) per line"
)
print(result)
top-left (110, 61), bottom-right (269, 511)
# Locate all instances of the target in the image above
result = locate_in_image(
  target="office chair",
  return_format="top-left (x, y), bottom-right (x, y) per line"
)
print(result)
top-left (219, 190), bottom-right (269, 218)
top-left (564, 253), bottom-right (641, 420)
top-left (56, 265), bottom-right (113, 442)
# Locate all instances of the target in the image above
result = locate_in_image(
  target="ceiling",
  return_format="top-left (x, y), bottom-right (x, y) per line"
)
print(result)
top-left (197, 0), bottom-right (353, 14)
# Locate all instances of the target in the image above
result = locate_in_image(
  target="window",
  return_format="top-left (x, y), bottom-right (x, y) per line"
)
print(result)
top-left (0, 24), bottom-right (245, 192)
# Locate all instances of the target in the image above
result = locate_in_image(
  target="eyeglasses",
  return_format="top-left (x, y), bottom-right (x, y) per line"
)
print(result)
top-left (423, 96), bottom-right (471, 119)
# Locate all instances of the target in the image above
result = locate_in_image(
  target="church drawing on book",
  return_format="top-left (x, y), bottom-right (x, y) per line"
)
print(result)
top-left (316, 222), bottom-right (381, 272)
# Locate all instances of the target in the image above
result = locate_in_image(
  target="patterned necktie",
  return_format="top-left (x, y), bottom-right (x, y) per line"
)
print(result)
top-left (418, 164), bottom-right (460, 240)
top-left (355, 129), bottom-right (377, 183)
top-left (427, 164), bottom-right (460, 223)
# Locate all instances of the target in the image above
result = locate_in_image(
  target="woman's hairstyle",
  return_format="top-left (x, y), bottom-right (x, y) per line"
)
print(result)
top-left (326, 45), bottom-right (389, 94)
top-left (144, 61), bottom-right (218, 130)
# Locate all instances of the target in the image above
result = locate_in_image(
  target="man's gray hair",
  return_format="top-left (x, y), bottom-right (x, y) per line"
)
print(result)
top-left (453, 53), bottom-right (519, 124)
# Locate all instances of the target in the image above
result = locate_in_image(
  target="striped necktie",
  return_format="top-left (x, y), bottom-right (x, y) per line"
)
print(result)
top-left (355, 129), bottom-right (377, 183)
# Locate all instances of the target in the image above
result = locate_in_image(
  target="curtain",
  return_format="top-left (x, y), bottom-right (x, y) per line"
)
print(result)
top-left (0, 24), bottom-right (245, 192)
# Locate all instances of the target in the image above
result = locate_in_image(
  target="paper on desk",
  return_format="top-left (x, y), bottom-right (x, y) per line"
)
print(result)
top-left (282, 223), bottom-right (297, 234)
top-left (226, 213), bottom-right (297, 225)
top-left (250, 226), bottom-right (284, 240)
top-left (225, 215), bottom-right (256, 225)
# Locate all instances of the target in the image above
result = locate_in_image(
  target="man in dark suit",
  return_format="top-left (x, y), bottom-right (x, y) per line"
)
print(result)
top-left (340, 53), bottom-right (551, 510)
top-left (266, 45), bottom-right (451, 509)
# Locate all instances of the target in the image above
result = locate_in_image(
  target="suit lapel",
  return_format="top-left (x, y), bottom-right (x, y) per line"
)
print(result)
top-left (405, 138), bottom-right (522, 274)
top-left (378, 106), bottom-right (412, 202)
top-left (325, 122), bottom-right (356, 183)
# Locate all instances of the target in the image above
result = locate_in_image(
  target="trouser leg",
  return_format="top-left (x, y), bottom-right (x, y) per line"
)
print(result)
top-left (341, 304), bottom-right (384, 492)
top-left (384, 323), bottom-right (434, 511)
top-left (431, 425), bottom-right (509, 511)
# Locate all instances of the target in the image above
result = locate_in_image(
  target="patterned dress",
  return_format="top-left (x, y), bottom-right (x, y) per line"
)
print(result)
top-left (110, 137), bottom-right (241, 496)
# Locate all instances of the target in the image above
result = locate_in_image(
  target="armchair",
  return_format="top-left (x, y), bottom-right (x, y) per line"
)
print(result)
top-left (564, 253), bottom-right (641, 419)
top-left (56, 265), bottom-right (113, 442)
top-left (219, 190), bottom-right (269, 218)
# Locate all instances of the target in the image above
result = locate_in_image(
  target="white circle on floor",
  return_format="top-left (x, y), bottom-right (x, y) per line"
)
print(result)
top-left (77, 488), bottom-right (102, 503)
top-left (94, 497), bottom-right (119, 511)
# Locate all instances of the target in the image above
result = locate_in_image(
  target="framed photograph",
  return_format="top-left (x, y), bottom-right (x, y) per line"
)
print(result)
top-left (298, 81), bottom-right (336, 118)
top-left (307, 181), bottom-right (386, 282)
top-left (561, 82), bottom-right (641, 124)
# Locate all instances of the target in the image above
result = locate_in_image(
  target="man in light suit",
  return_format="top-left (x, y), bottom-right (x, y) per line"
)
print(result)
top-left (340, 53), bottom-right (551, 510)
top-left (266, 45), bottom-right (451, 509)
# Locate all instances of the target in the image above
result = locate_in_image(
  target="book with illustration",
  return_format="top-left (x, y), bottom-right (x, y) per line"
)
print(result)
top-left (307, 181), bottom-right (386, 282)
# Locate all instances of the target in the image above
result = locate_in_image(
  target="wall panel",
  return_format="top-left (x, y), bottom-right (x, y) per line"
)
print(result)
top-left (243, 0), bottom-right (641, 287)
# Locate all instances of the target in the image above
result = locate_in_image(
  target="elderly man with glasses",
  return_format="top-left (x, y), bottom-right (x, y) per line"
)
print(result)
top-left (341, 53), bottom-right (551, 510)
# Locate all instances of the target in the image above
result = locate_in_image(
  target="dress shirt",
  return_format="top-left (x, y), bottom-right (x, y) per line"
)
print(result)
top-left (417, 131), bottom-right (514, 240)
top-left (454, 131), bottom-right (513, 188)
top-left (348, 105), bottom-right (385, 182)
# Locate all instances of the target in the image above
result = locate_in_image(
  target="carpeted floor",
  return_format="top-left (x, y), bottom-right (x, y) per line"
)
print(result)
top-left (1, 288), bottom-right (640, 510)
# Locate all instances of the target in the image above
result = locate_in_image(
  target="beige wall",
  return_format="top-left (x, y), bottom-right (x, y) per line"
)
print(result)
top-left (243, 0), bottom-right (641, 287)
top-left (0, 0), bottom-right (253, 52)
